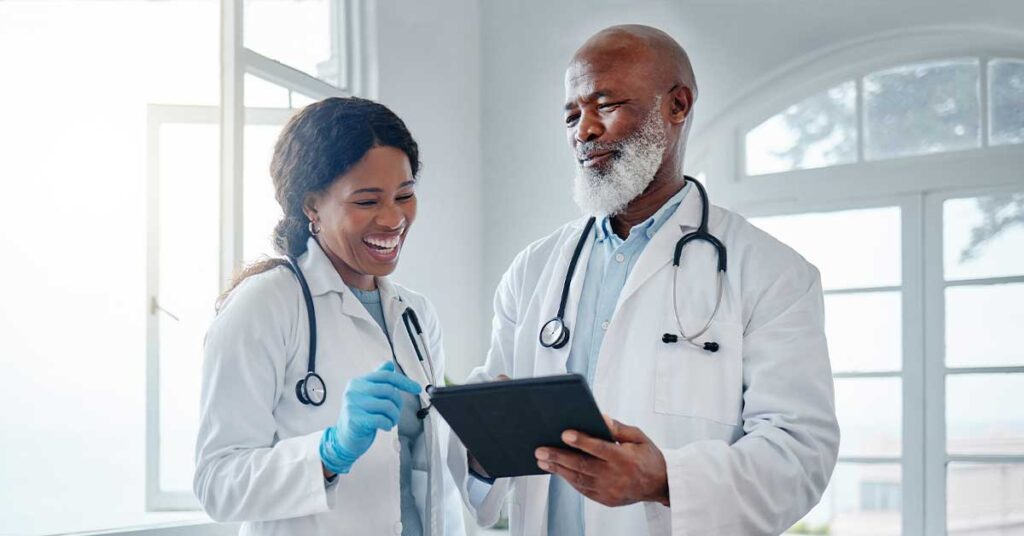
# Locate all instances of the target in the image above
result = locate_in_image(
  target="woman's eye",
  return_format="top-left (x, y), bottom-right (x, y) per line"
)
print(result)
top-left (397, 193), bottom-right (415, 202)
top-left (354, 200), bottom-right (377, 207)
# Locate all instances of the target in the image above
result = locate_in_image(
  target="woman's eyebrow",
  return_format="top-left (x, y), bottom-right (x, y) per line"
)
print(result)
top-left (350, 180), bottom-right (416, 195)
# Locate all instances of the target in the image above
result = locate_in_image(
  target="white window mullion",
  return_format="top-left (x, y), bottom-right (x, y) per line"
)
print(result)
top-left (902, 193), bottom-right (927, 535)
top-left (221, 0), bottom-right (244, 291)
top-left (923, 191), bottom-right (948, 534)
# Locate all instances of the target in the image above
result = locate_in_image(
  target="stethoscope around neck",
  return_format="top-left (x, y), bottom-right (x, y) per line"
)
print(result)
top-left (283, 256), bottom-right (437, 417)
top-left (538, 176), bottom-right (727, 354)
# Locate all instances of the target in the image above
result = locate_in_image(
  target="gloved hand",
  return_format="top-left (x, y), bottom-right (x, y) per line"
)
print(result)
top-left (320, 361), bottom-right (422, 475)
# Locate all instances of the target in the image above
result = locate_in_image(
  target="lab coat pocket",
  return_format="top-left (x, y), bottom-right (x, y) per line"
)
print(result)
top-left (653, 321), bottom-right (744, 426)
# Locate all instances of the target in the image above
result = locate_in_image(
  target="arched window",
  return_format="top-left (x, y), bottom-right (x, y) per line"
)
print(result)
top-left (744, 57), bottom-right (1023, 176)
top-left (692, 28), bottom-right (1024, 536)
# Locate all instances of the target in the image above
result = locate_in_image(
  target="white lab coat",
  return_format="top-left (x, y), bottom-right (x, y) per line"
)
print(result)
top-left (194, 238), bottom-right (481, 536)
top-left (466, 190), bottom-right (840, 536)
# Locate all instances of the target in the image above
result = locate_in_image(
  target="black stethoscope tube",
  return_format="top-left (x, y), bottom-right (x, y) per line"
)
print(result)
top-left (538, 176), bottom-right (727, 354)
top-left (284, 257), bottom-right (436, 413)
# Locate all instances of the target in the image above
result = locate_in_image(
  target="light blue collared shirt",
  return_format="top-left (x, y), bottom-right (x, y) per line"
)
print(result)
top-left (547, 182), bottom-right (690, 536)
top-left (349, 286), bottom-right (425, 536)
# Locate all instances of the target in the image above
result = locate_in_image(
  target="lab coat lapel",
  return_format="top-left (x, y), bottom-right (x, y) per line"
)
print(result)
top-left (379, 278), bottom-right (433, 401)
top-left (615, 187), bottom-right (703, 310)
top-left (299, 237), bottom-right (378, 324)
top-left (539, 219), bottom-right (595, 374)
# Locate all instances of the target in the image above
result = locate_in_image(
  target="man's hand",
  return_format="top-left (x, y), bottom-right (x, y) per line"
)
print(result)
top-left (535, 415), bottom-right (670, 507)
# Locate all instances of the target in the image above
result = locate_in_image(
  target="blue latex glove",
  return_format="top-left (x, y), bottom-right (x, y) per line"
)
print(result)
top-left (320, 361), bottom-right (422, 475)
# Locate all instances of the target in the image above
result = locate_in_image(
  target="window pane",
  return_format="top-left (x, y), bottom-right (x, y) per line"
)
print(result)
top-left (0, 1), bottom-right (217, 532)
top-left (864, 59), bottom-right (980, 160)
top-left (990, 59), bottom-right (1024, 146)
top-left (244, 0), bottom-right (336, 85)
top-left (157, 124), bottom-right (220, 493)
top-left (787, 463), bottom-right (902, 535)
top-left (948, 462), bottom-right (1024, 534)
top-left (944, 194), bottom-right (1024, 281)
top-left (245, 73), bottom-right (291, 108)
top-left (836, 378), bottom-right (902, 457)
top-left (746, 81), bottom-right (857, 175)
top-left (947, 374), bottom-right (1024, 456)
top-left (244, 123), bottom-right (289, 263)
top-left (749, 207), bottom-right (901, 291)
top-left (826, 292), bottom-right (902, 373)
top-left (946, 284), bottom-right (1024, 368)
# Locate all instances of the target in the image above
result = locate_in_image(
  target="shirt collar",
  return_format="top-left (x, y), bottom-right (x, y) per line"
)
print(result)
top-left (299, 237), bottom-right (403, 302)
top-left (594, 181), bottom-right (692, 243)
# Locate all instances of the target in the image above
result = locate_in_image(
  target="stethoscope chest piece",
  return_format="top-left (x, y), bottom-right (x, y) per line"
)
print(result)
top-left (539, 317), bottom-right (570, 349)
top-left (296, 371), bottom-right (326, 406)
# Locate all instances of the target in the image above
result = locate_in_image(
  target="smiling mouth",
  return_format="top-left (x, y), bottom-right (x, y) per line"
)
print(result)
top-left (362, 232), bottom-right (403, 261)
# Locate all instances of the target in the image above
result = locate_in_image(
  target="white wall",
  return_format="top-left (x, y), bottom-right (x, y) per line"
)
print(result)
top-left (374, 0), bottom-right (484, 381)
top-left (478, 0), bottom-right (1024, 331)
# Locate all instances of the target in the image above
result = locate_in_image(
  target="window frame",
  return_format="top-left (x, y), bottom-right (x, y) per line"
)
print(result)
top-left (142, 0), bottom-right (373, 516)
top-left (697, 27), bottom-right (1024, 535)
top-left (145, 104), bottom-right (301, 511)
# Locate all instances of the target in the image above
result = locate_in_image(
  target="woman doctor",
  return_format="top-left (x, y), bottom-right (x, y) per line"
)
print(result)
top-left (194, 97), bottom-right (466, 535)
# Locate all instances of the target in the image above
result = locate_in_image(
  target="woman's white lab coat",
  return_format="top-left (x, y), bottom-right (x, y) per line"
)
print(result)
top-left (463, 189), bottom-right (840, 536)
top-left (194, 239), bottom-right (488, 536)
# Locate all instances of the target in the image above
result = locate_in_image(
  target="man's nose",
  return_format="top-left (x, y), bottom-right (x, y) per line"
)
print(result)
top-left (574, 112), bottom-right (604, 143)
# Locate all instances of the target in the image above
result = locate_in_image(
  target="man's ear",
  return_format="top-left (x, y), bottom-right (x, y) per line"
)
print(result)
top-left (668, 85), bottom-right (694, 126)
top-left (302, 192), bottom-right (319, 222)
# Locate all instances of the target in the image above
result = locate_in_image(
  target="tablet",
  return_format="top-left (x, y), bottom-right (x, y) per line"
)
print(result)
top-left (429, 374), bottom-right (612, 478)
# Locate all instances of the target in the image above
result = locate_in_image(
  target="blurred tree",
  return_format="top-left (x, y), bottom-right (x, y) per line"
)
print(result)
top-left (773, 59), bottom-right (1022, 258)
top-left (771, 83), bottom-right (856, 169)
top-left (959, 194), bottom-right (1024, 263)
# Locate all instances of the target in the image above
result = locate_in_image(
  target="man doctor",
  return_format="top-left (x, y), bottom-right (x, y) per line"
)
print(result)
top-left (464, 25), bottom-right (840, 536)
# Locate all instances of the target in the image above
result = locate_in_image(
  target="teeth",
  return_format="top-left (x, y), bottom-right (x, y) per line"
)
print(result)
top-left (365, 235), bottom-right (400, 249)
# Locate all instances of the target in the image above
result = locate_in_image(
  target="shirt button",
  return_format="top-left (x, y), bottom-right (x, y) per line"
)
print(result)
top-left (615, 253), bottom-right (625, 263)
top-left (393, 521), bottom-right (403, 534)
top-left (393, 438), bottom-right (402, 452)
top-left (601, 321), bottom-right (610, 330)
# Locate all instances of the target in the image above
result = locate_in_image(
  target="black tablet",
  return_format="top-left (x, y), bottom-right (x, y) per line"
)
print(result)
top-left (429, 374), bottom-right (612, 478)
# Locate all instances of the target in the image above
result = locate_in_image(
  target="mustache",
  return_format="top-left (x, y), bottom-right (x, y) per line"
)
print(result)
top-left (575, 139), bottom-right (623, 160)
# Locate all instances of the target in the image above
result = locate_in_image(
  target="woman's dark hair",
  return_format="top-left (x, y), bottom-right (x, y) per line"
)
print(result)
top-left (218, 97), bottom-right (420, 308)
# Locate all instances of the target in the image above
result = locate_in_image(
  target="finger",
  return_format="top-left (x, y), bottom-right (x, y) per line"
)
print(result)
top-left (350, 381), bottom-right (404, 408)
top-left (354, 410), bottom-right (397, 432)
top-left (535, 447), bottom-right (601, 477)
top-left (364, 369), bottom-right (423, 394)
top-left (538, 459), bottom-right (599, 492)
top-left (608, 418), bottom-right (648, 444)
top-left (562, 429), bottom-right (617, 461)
top-left (348, 392), bottom-right (402, 423)
top-left (496, 374), bottom-right (511, 381)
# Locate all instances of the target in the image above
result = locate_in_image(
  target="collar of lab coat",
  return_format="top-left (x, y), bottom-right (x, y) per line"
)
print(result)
top-left (614, 178), bottom-right (707, 307)
top-left (298, 236), bottom-right (405, 321)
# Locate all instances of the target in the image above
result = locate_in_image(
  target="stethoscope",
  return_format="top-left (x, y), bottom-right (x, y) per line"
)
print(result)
top-left (538, 176), bottom-right (727, 353)
top-left (283, 256), bottom-right (437, 417)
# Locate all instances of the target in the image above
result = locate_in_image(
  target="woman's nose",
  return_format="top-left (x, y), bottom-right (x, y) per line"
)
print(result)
top-left (376, 202), bottom-right (406, 229)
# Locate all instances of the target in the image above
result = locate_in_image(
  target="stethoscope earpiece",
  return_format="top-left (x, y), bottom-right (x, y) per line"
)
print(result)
top-left (662, 333), bottom-right (721, 353)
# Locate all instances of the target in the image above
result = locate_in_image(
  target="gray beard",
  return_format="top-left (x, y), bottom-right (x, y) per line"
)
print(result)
top-left (572, 101), bottom-right (668, 217)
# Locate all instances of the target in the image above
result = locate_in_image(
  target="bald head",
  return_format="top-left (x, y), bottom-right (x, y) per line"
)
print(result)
top-left (563, 25), bottom-right (698, 218)
top-left (569, 25), bottom-right (697, 100)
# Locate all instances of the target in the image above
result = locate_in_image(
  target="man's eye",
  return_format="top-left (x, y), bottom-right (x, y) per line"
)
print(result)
top-left (565, 114), bottom-right (580, 126)
top-left (599, 103), bottom-right (621, 111)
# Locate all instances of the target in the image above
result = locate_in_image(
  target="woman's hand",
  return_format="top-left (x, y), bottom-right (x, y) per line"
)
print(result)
top-left (320, 361), bottom-right (421, 475)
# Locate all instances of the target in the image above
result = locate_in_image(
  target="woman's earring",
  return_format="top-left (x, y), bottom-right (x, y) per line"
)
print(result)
top-left (308, 220), bottom-right (321, 236)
